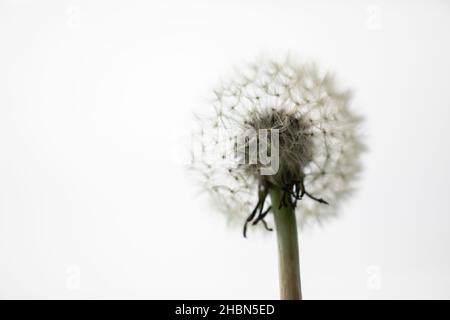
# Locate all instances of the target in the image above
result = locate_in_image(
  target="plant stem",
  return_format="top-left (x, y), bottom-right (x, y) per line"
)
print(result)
top-left (270, 187), bottom-right (302, 300)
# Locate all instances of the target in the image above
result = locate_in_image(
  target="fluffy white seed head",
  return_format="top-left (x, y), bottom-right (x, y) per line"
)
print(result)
top-left (191, 57), bottom-right (364, 231)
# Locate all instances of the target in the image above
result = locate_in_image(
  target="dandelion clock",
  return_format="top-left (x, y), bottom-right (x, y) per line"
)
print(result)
top-left (191, 57), bottom-right (364, 299)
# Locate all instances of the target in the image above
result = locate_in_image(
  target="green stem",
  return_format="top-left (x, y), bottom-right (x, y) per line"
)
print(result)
top-left (270, 187), bottom-right (302, 300)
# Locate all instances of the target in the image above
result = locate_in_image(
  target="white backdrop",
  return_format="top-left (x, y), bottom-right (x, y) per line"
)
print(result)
top-left (1, 0), bottom-right (450, 299)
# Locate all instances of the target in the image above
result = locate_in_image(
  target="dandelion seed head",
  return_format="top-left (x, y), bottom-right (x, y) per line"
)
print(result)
top-left (192, 57), bottom-right (364, 231)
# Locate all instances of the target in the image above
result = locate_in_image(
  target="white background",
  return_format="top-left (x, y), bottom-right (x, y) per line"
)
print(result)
top-left (1, 0), bottom-right (450, 299)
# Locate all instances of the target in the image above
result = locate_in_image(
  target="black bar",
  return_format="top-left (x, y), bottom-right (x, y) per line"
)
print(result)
top-left (0, 300), bottom-right (443, 318)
